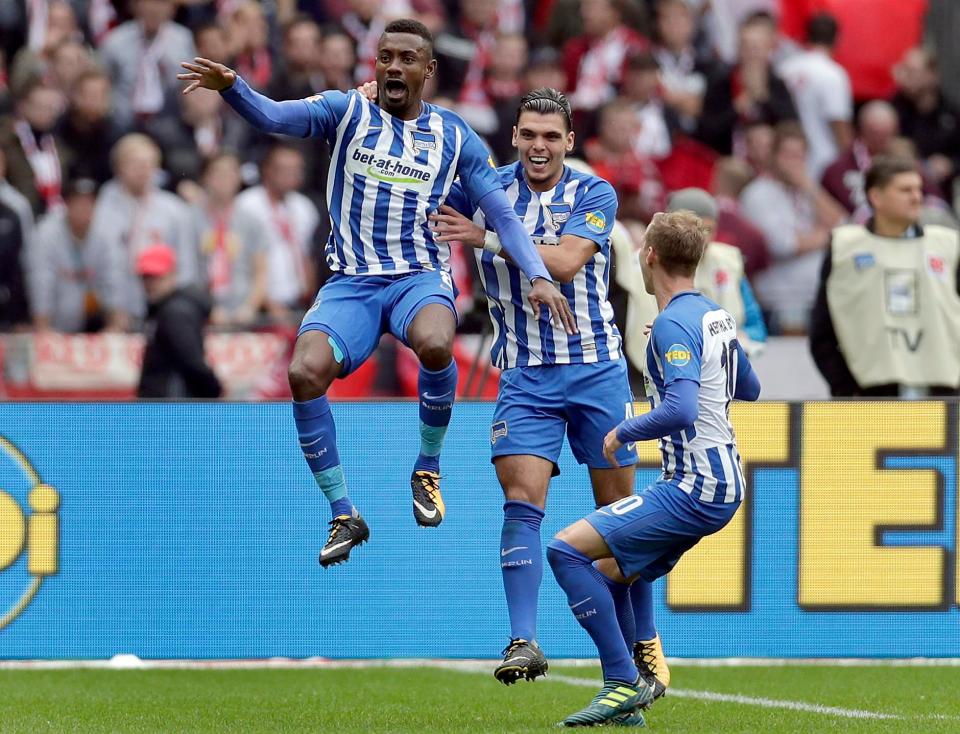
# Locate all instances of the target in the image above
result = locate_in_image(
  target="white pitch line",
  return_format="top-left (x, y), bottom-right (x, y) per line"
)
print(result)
top-left (545, 674), bottom-right (900, 720)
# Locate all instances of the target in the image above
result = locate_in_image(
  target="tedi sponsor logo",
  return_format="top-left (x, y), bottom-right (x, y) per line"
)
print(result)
top-left (0, 437), bottom-right (59, 631)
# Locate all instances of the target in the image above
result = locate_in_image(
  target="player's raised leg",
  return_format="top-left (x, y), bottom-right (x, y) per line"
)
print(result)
top-left (289, 331), bottom-right (368, 567)
top-left (493, 455), bottom-right (553, 684)
top-left (406, 302), bottom-right (458, 526)
top-left (546, 519), bottom-right (653, 726)
top-left (291, 278), bottom-right (386, 567)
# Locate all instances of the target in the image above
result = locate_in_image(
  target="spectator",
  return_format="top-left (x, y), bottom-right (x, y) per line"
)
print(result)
top-left (342, 0), bottom-right (392, 84)
top-left (703, 0), bottom-right (776, 64)
top-left (136, 243), bottom-right (223, 399)
top-left (810, 156), bottom-right (960, 397)
top-left (0, 79), bottom-right (67, 216)
top-left (784, 0), bottom-right (926, 103)
top-left (146, 87), bottom-right (250, 185)
top-left (698, 11), bottom-right (797, 156)
top-left (777, 13), bottom-right (853, 181)
top-left (564, 0), bottom-right (648, 118)
top-left (711, 155), bottom-right (770, 277)
top-left (227, 2), bottom-right (272, 90)
top-left (268, 16), bottom-right (324, 102)
top-left (318, 25), bottom-right (358, 93)
top-left (821, 100), bottom-right (899, 215)
top-left (9, 0), bottom-right (81, 92)
top-left (585, 99), bottom-right (664, 223)
top-left (525, 47), bottom-right (567, 94)
top-left (619, 52), bottom-right (671, 159)
top-left (924, 0), bottom-right (960, 111)
top-left (191, 153), bottom-right (267, 328)
top-left (0, 147), bottom-right (34, 243)
top-left (57, 69), bottom-right (121, 185)
top-left (741, 120), bottom-right (773, 175)
top-left (0, 181), bottom-right (27, 331)
top-left (651, 0), bottom-right (718, 136)
top-left (434, 0), bottom-right (501, 134)
top-left (99, 0), bottom-right (195, 130)
top-left (26, 177), bottom-right (116, 332)
top-left (484, 32), bottom-right (529, 164)
top-left (234, 144), bottom-right (318, 324)
top-left (740, 121), bottom-right (845, 334)
top-left (193, 21), bottom-right (231, 66)
top-left (47, 38), bottom-right (94, 94)
top-left (891, 47), bottom-right (960, 191)
top-left (87, 133), bottom-right (199, 326)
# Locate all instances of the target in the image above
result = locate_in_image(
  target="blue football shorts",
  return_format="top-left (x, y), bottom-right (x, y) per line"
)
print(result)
top-left (490, 359), bottom-right (637, 472)
top-left (299, 270), bottom-right (457, 376)
top-left (585, 479), bottom-right (741, 581)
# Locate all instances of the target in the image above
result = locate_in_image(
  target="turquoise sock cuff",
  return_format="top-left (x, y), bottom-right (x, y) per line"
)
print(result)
top-left (419, 423), bottom-right (447, 457)
top-left (314, 465), bottom-right (347, 502)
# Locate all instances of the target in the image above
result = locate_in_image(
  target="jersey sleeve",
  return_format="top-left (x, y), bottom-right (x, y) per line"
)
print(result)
top-left (300, 90), bottom-right (352, 142)
top-left (454, 127), bottom-right (503, 206)
top-left (650, 315), bottom-right (703, 386)
top-left (220, 78), bottom-right (351, 140)
top-left (562, 179), bottom-right (618, 247)
top-left (441, 180), bottom-right (478, 219)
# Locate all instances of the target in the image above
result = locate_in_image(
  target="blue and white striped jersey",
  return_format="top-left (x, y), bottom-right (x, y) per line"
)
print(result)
top-left (446, 162), bottom-right (622, 368)
top-left (644, 291), bottom-right (746, 504)
top-left (299, 90), bottom-right (502, 275)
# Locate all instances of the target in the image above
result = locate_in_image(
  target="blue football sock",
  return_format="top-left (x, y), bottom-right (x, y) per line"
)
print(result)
top-left (415, 361), bottom-right (457, 473)
top-left (601, 572), bottom-right (636, 648)
top-left (292, 396), bottom-right (353, 519)
top-left (630, 580), bottom-right (657, 641)
top-left (547, 539), bottom-right (637, 684)
top-left (500, 500), bottom-right (545, 641)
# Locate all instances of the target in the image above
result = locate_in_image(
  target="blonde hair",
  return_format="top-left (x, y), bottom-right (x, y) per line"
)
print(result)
top-left (644, 211), bottom-right (707, 276)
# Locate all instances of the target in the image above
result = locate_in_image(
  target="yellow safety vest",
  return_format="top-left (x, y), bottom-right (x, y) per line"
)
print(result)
top-left (827, 224), bottom-right (960, 388)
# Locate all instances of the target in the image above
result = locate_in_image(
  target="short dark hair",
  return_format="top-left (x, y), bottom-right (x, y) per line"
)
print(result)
top-left (382, 19), bottom-right (433, 55)
top-left (806, 13), bottom-right (838, 47)
top-left (741, 10), bottom-right (776, 30)
top-left (516, 88), bottom-right (573, 132)
top-left (865, 155), bottom-right (920, 194)
top-left (281, 13), bottom-right (319, 40)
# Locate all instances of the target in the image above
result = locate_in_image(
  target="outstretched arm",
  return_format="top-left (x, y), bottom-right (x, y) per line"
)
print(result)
top-left (178, 58), bottom-right (319, 138)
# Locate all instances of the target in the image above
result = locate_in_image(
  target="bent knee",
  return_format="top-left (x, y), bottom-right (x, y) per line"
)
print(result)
top-left (546, 537), bottom-right (575, 567)
top-left (415, 338), bottom-right (453, 370)
top-left (503, 484), bottom-right (548, 507)
top-left (288, 351), bottom-right (339, 397)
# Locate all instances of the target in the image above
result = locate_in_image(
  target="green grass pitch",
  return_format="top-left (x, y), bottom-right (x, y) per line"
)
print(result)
top-left (3, 664), bottom-right (959, 733)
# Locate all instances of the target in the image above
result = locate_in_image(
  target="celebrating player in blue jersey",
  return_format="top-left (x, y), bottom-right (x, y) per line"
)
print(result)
top-left (428, 89), bottom-right (651, 686)
top-left (542, 210), bottom-right (761, 727)
top-left (178, 20), bottom-right (575, 568)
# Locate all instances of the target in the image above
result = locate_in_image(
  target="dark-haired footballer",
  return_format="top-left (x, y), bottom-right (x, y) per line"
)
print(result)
top-left (428, 89), bottom-right (663, 698)
top-left (178, 20), bottom-right (576, 567)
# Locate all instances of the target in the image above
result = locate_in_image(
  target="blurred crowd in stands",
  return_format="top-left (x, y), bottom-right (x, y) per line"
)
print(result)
top-left (0, 0), bottom-right (957, 396)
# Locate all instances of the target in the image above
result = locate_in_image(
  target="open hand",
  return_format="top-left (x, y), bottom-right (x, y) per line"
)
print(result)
top-left (177, 57), bottom-right (237, 94)
top-left (429, 205), bottom-right (485, 247)
top-left (529, 278), bottom-right (577, 335)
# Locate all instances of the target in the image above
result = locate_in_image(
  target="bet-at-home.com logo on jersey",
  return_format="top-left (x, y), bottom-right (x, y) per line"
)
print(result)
top-left (0, 437), bottom-right (58, 630)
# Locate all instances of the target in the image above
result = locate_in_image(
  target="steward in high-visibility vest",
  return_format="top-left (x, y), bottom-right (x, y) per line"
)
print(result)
top-left (810, 156), bottom-right (960, 397)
